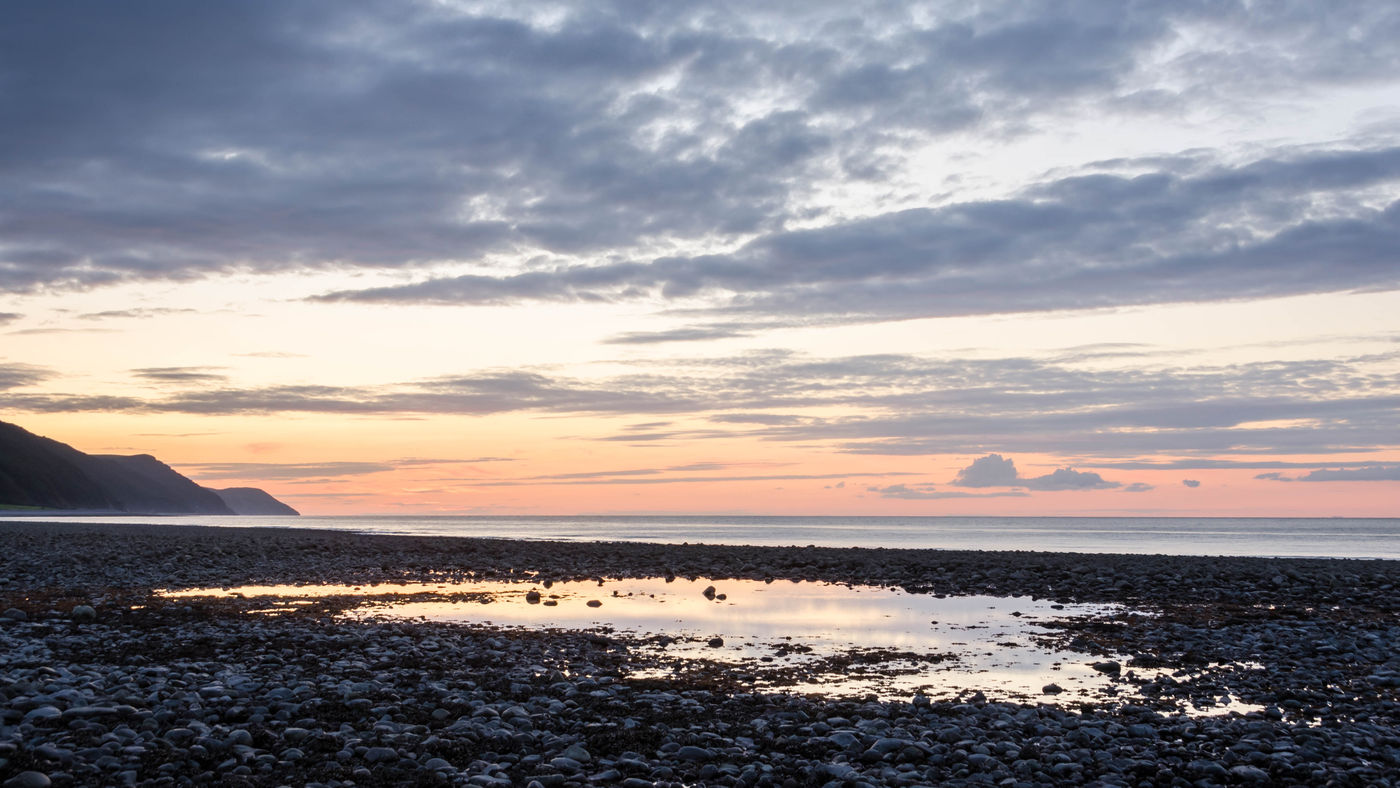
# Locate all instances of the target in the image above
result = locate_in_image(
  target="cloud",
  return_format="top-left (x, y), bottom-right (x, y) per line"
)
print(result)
top-left (709, 413), bottom-right (805, 426)
top-left (80, 308), bottom-right (197, 321)
top-left (0, 312), bottom-right (21, 326)
top-left (1089, 459), bottom-right (1392, 471)
top-left (867, 483), bottom-right (1028, 500)
top-left (1296, 465), bottom-right (1400, 482)
top-left (132, 366), bottom-right (229, 384)
top-left (315, 146), bottom-right (1400, 320)
top-left (0, 363), bottom-right (50, 390)
top-left (952, 453), bottom-right (1123, 490)
top-left (4, 348), bottom-right (1398, 459)
top-left (1258, 465), bottom-right (1400, 482)
top-left (1122, 482), bottom-right (1154, 493)
top-left (3, 0), bottom-right (1399, 324)
top-left (1182, 479), bottom-right (1201, 488)
top-left (470, 472), bottom-right (914, 488)
top-left (604, 325), bottom-right (755, 345)
top-left (180, 462), bottom-right (397, 481)
top-left (953, 454), bottom-right (1020, 487)
top-left (394, 456), bottom-right (516, 466)
top-left (1021, 467), bottom-right (1121, 491)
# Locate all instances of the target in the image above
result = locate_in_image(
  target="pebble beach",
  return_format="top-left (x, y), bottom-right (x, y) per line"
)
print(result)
top-left (1, 521), bottom-right (1397, 787)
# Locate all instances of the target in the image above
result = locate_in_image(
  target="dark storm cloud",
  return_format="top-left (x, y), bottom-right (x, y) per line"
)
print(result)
top-left (5, 348), bottom-right (1399, 457)
top-left (4, 0), bottom-right (1400, 323)
top-left (952, 454), bottom-right (1124, 490)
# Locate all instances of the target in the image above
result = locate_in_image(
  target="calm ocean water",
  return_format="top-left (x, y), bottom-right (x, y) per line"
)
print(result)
top-left (13, 514), bottom-right (1400, 559)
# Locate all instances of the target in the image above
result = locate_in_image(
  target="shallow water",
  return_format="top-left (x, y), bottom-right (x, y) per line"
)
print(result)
top-left (165, 577), bottom-right (1180, 705)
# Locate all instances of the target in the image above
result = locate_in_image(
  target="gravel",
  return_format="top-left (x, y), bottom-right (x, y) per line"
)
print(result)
top-left (0, 520), bottom-right (1396, 786)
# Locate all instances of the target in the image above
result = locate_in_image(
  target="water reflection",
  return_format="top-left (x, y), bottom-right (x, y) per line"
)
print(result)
top-left (167, 577), bottom-right (1148, 702)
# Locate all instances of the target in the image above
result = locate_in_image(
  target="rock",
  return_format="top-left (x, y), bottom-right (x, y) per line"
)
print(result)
top-left (1091, 660), bottom-right (1121, 675)
top-left (23, 706), bottom-right (62, 722)
top-left (707, 636), bottom-right (724, 648)
top-left (364, 747), bottom-right (398, 763)
top-left (561, 744), bottom-right (591, 763)
top-left (2, 608), bottom-right (26, 621)
top-left (525, 590), bottom-right (541, 604)
top-left (586, 599), bottom-right (602, 608)
top-left (3, 774), bottom-right (50, 788)
top-left (827, 732), bottom-right (860, 749)
top-left (675, 745), bottom-right (713, 761)
top-left (1230, 765), bottom-right (1270, 782)
top-left (1042, 683), bottom-right (1064, 694)
top-left (867, 737), bottom-right (910, 755)
top-left (70, 604), bottom-right (96, 623)
top-left (702, 585), bottom-right (717, 600)
top-left (424, 757), bottom-right (454, 771)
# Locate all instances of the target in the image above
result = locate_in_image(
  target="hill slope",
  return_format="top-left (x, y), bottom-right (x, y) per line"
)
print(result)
top-left (212, 487), bottom-right (300, 515)
top-left (0, 419), bottom-right (295, 515)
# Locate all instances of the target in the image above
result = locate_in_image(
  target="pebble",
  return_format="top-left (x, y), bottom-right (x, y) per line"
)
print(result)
top-left (0, 521), bottom-right (1394, 787)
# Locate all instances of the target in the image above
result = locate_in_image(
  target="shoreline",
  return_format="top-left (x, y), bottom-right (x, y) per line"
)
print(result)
top-left (2, 520), bottom-right (1397, 608)
top-left (5, 514), bottom-right (1398, 563)
top-left (2, 521), bottom-right (1397, 786)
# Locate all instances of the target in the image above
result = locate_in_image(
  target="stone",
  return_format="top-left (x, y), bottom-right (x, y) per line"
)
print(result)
top-left (1091, 660), bottom-right (1121, 675)
top-left (1230, 765), bottom-right (1270, 782)
top-left (1042, 683), bottom-right (1064, 694)
top-left (23, 706), bottom-right (62, 722)
top-left (424, 757), bottom-right (453, 771)
top-left (364, 747), bottom-right (398, 763)
top-left (2, 608), bottom-right (26, 622)
top-left (70, 604), bottom-right (96, 623)
top-left (561, 744), bottom-right (591, 763)
top-left (3, 774), bottom-right (50, 788)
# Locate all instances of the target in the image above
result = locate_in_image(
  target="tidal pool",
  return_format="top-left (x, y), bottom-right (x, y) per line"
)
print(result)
top-left (165, 577), bottom-right (1153, 703)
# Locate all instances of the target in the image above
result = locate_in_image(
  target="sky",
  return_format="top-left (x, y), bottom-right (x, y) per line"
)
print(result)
top-left (2, 0), bottom-right (1399, 516)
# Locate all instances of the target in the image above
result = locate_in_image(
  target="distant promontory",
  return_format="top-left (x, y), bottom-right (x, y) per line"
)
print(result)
top-left (0, 419), bottom-right (298, 516)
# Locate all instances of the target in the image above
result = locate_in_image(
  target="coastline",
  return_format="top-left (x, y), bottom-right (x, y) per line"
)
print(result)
top-left (2, 521), bottom-right (1397, 786)
top-left (2, 520), bottom-right (1396, 608)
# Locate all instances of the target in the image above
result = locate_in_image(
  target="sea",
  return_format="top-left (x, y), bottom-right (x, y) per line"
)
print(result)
top-left (12, 514), bottom-right (1400, 560)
